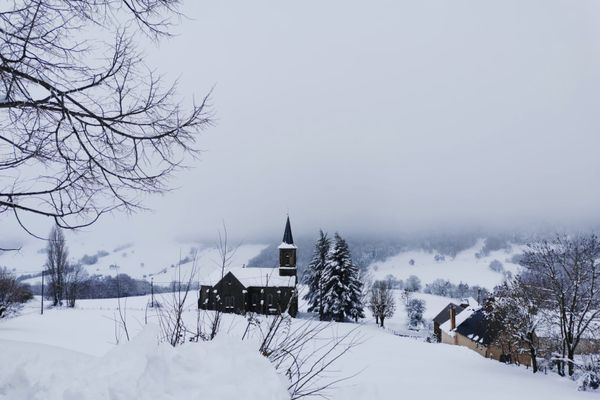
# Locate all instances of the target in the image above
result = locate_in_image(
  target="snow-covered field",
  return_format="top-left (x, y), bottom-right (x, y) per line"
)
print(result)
top-left (368, 239), bottom-right (523, 289)
top-left (0, 294), bottom-right (593, 400)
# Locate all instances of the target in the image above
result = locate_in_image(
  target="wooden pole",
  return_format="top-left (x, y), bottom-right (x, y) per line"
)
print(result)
top-left (40, 270), bottom-right (44, 315)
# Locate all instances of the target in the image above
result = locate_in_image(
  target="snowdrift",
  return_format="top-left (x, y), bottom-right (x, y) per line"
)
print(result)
top-left (0, 325), bottom-right (288, 400)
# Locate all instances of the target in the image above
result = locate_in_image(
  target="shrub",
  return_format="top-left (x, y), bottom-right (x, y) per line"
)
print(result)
top-left (0, 267), bottom-right (33, 318)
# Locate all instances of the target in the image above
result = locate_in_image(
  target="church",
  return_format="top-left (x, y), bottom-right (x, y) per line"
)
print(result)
top-left (198, 217), bottom-right (298, 317)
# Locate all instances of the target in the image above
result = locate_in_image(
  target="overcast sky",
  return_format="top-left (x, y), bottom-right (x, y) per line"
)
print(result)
top-left (7, 0), bottom-right (600, 246)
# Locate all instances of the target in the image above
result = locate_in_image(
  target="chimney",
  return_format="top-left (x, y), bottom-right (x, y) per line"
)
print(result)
top-left (450, 305), bottom-right (456, 330)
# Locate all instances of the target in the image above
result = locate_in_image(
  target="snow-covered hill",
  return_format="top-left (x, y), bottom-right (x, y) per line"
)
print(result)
top-left (368, 239), bottom-right (523, 290)
top-left (0, 238), bottom-right (267, 285)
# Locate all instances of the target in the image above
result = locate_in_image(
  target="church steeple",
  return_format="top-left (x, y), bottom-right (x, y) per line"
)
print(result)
top-left (282, 215), bottom-right (294, 245)
top-left (278, 216), bottom-right (297, 276)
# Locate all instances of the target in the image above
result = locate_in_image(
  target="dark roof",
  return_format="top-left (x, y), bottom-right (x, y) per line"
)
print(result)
top-left (433, 303), bottom-right (466, 325)
top-left (455, 309), bottom-right (499, 346)
top-left (282, 216), bottom-right (294, 245)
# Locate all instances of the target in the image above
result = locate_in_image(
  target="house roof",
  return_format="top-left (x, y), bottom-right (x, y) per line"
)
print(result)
top-left (201, 267), bottom-right (295, 288)
top-left (433, 303), bottom-right (467, 325)
top-left (455, 309), bottom-right (499, 346)
top-left (439, 301), bottom-right (480, 336)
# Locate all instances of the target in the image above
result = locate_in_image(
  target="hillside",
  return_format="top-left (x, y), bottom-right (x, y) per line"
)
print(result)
top-left (368, 239), bottom-right (523, 290)
top-left (0, 238), bottom-right (267, 285)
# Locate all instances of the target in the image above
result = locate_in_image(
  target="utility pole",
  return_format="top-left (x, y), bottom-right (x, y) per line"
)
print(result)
top-left (40, 270), bottom-right (44, 315)
top-left (151, 277), bottom-right (155, 307)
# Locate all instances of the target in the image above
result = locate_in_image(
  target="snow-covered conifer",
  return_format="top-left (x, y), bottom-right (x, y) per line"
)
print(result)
top-left (322, 233), bottom-right (365, 322)
top-left (302, 230), bottom-right (331, 320)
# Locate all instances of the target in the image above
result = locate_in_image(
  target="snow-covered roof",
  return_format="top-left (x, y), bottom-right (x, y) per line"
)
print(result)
top-left (277, 242), bottom-right (297, 250)
top-left (439, 302), bottom-right (480, 337)
top-left (201, 267), bottom-right (295, 288)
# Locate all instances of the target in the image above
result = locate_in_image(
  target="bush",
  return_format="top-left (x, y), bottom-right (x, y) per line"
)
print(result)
top-left (0, 267), bottom-right (33, 318)
top-left (578, 356), bottom-right (600, 392)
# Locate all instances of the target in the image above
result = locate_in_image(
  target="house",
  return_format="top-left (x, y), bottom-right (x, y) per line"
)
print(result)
top-left (432, 300), bottom-right (469, 342)
top-left (198, 217), bottom-right (298, 317)
top-left (437, 300), bottom-right (534, 367)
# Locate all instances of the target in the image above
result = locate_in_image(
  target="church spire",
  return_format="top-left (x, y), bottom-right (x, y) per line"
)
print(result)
top-left (278, 215), bottom-right (297, 276)
top-left (282, 215), bottom-right (294, 245)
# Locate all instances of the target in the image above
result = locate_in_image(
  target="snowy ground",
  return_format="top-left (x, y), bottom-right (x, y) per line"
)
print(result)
top-left (0, 294), bottom-right (593, 400)
top-left (368, 239), bottom-right (523, 289)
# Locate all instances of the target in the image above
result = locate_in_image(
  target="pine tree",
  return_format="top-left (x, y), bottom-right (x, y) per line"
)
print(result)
top-left (302, 230), bottom-right (331, 320)
top-left (322, 233), bottom-right (365, 322)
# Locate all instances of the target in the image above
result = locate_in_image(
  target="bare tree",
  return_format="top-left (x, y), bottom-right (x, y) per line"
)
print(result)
top-left (521, 234), bottom-right (600, 376)
top-left (368, 280), bottom-right (395, 328)
top-left (64, 263), bottom-right (85, 308)
top-left (247, 313), bottom-right (363, 400)
top-left (110, 264), bottom-right (129, 343)
top-left (0, 1), bottom-right (210, 234)
top-left (206, 222), bottom-right (238, 340)
top-left (158, 254), bottom-right (198, 346)
top-left (487, 276), bottom-right (542, 373)
top-left (44, 225), bottom-right (68, 306)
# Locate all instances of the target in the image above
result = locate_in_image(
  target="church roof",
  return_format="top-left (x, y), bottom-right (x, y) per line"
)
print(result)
top-left (278, 216), bottom-right (297, 249)
top-left (282, 216), bottom-right (294, 245)
top-left (201, 267), bottom-right (296, 288)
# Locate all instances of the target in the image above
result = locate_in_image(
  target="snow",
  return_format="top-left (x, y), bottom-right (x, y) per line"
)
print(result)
top-left (277, 242), bottom-right (297, 250)
top-left (202, 266), bottom-right (296, 287)
top-left (368, 239), bottom-right (523, 289)
top-left (1, 294), bottom-right (594, 400)
top-left (0, 325), bottom-right (288, 400)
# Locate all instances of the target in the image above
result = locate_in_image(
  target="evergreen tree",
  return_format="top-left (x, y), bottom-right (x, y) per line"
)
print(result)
top-left (302, 230), bottom-right (331, 320)
top-left (322, 233), bottom-right (365, 322)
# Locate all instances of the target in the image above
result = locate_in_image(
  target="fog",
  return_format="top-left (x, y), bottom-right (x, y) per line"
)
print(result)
top-left (5, 0), bottom-right (600, 246)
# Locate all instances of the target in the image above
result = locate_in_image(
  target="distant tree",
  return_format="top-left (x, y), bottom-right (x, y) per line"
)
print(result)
top-left (423, 279), bottom-right (451, 297)
top-left (322, 233), bottom-right (364, 322)
top-left (384, 274), bottom-right (404, 290)
top-left (303, 230), bottom-right (331, 320)
top-left (369, 280), bottom-right (396, 328)
top-left (406, 298), bottom-right (426, 328)
top-left (0, 267), bottom-right (32, 318)
top-left (489, 260), bottom-right (504, 273)
top-left (44, 225), bottom-right (69, 306)
top-left (64, 264), bottom-right (86, 308)
top-left (404, 275), bottom-right (421, 292)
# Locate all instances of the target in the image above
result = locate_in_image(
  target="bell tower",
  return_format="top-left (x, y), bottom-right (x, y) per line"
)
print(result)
top-left (278, 216), bottom-right (297, 277)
